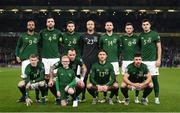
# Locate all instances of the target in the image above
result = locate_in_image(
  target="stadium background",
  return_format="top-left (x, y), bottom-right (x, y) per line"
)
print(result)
top-left (0, 0), bottom-right (180, 112)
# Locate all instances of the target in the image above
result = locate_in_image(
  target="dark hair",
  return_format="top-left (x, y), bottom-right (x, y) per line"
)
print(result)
top-left (105, 21), bottom-right (113, 25)
top-left (125, 22), bottom-right (133, 27)
top-left (142, 19), bottom-right (151, 24)
top-left (68, 48), bottom-right (76, 53)
top-left (47, 16), bottom-right (54, 20)
top-left (27, 20), bottom-right (35, 25)
top-left (98, 49), bottom-right (108, 55)
top-left (29, 54), bottom-right (39, 59)
top-left (134, 53), bottom-right (141, 58)
top-left (66, 21), bottom-right (75, 26)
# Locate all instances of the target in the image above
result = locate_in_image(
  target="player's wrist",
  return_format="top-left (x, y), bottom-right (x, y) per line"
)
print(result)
top-left (80, 76), bottom-right (84, 81)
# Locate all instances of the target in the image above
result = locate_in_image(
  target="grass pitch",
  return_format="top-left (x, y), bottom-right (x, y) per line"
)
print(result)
top-left (0, 67), bottom-right (180, 112)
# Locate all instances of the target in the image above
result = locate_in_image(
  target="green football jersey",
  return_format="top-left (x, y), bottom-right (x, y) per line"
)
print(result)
top-left (121, 34), bottom-right (139, 61)
top-left (15, 32), bottom-right (39, 61)
top-left (126, 63), bottom-right (149, 83)
top-left (56, 67), bottom-right (76, 91)
top-left (39, 28), bottom-right (62, 58)
top-left (24, 62), bottom-right (45, 83)
top-left (139, 30), bottom-right (160, 61)
top-left (99, 33), bottom-right (121, 62)
top-left (90, 61), bottom-right (115, 86)
top-left (62, 32), bottom-right (81, 56)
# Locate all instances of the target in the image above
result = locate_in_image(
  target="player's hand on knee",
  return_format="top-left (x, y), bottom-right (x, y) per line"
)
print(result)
top-left (26, 82), bottom-right (31, 90)
top-left (102, 85), bottom-right (108, 92)
top-left (65, 85), bottom-right (69, 92)
top-left (139, 83), bottom-right (146, 89)
top-left (67, 88), bottom-right (75, 95)
top-left (77, 81), bottom-right (85, 89)
top-left (97, 85), bottom-right (103, 92)
top-left (57, 91), bottom-right (61, 97)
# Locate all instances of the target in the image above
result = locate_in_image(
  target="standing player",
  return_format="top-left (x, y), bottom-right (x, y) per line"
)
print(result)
top-left (139, 19), bottom-right (162, 104)
top-left (56, 55), bottom-right (76, 107)
top-left (87, 49), bottom-right (118, 105)
top-left (15, 20), bottom-right (40, 102)
top-left (17, 54), bottom-right (46, 106)
top-left (15, 20), bottom-right (39, 79)
top-left (120, 22), bottom-right (140, 103)
top-left (62, 21), bottom-right (81, 56)
top-left (80, 20), bottom-right (100, 101)
top-left (39, 17), bottom-right (62, 100)
top-left (99, 21), bottom-right (121, 103)
top-left (120, 53), bottom-right (153, 105)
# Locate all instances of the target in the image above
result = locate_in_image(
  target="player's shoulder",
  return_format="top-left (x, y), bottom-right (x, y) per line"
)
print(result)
top-left (91, 62), bottom-right (99, 68)
top-left (26, 63), bottom-right (31, 69)
top-left (141, 63), bottom-right (148, 68)
top-left (76, 56), bottom-right (83, 62)
top-left (39, 29), bottom-right (47, 34)
top-left (38, 61), bottom-right (44, 67)
top-left (113, 33), bottom-right (120, 37)
top-left (127, 62), bottom-right (134, 68)
top-left (20, 32), bottom-right (28, 37)
top-left (150, 30), bottom-right (158, 34)
top-left (53, 28), bottom-right (61, 33)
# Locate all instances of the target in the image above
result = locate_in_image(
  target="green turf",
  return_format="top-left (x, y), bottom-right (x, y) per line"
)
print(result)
top-left (0, 67), bottom-right (180, 112)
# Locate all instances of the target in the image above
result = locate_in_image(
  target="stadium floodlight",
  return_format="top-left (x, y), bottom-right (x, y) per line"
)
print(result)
top-left (154, 9), bottom-right (162, 12)
top-left (52, 9), bottom-right (61, 12)
top-left (39, 9), bottom-right (47, 12)
top-left (0, 9), bottom-right (4, 13)
top-left (97, 9), bottom-right (105, 13)
top-left (139, 9), bottom-right (146, 13)
top-left (0, 9), bottom-right (4, 12)
top-left (24, 9), bottom-right (33, 12)
top-left (125, 9), bottom-right (133, 13)
top-left (168, 9), bottom-right (175, 12)
top-left (81, 9), bottom-right (90, 13)
top-left (11, 9), bottom-right (19, 13)
top-left (68, 9), bottom-right (76, 12)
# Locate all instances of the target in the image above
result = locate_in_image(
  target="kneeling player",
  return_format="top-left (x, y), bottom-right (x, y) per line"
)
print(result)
top-left (49, 49), bottom-right (86, 106)
top-left (55, 55), bottom-right (77, 107)
top-left (120, 53), bottom-right (153, 105)
top-left (17, 54), bottom-right (46, 106)
top-left (87, 50), bottom-right (118, 105)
